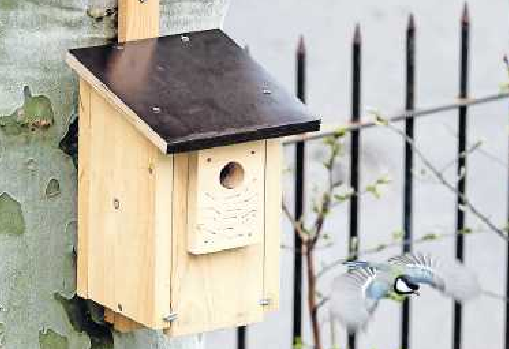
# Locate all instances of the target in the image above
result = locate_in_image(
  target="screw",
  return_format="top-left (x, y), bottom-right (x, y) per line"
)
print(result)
top-left (263, 89), bottom-right (272, 95)
top-left (163, 313), bottom-right (178, 322)
top-left (251, 150), bottom-right (256, 155)
top-left (259, 299), bottom-right (271, 306)
top-left (113, 198), bottom-right (120, 210)
top-left (148, 165), bottom-right (154, 174)
top-left (181, 35), bottom-right (190, 43)
top-left (139, 0), bottom-right (147, 3)
top-left (118, 304), bottom-right (123, 311)
top-left (207, 158), bottom-right (212, 162)
top-left (151, 106), bottom-right (161, 113)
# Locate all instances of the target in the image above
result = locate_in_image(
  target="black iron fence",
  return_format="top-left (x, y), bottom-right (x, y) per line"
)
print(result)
top-left (237, 4), bottom-right (509, 349)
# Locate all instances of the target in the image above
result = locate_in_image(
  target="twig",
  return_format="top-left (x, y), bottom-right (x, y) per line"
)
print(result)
top-left (380, 118), bottom-right (508, 241)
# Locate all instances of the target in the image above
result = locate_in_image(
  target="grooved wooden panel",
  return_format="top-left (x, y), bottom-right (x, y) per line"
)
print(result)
top-left (263, 139), bottom-right (282, 311)
top-left (167, 153), bottom-right (265, 337)
top-left (187, 141), bottom-right (265, 254)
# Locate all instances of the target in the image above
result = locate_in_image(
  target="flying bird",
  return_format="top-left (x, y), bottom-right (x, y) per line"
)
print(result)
top-left (330, 252), bottom-right (481, 331)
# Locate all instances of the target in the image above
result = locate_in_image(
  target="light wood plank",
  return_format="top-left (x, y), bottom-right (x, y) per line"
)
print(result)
top-left (167, 153), bottom-right (265, 337)
top-left (87, 91), bottom-right (159, 328)
top-left (77, 79), bottom-right (91, 298)
top-left (263, 139), bottom-right (282, 312)
top-left (104, 308), bottom-right (145, 333)
top-left (118, 0), bottom-right (160, 42)
top-left (88, 91), bottom-right (117, 310)
top-left (154, 152), bottom-right (174, 328)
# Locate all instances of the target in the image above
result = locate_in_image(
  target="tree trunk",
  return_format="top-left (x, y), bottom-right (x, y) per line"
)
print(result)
top-left (0, 1), bottom-right (229, 348)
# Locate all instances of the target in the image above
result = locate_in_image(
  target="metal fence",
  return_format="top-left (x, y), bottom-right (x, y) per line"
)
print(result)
top-left (237, 4), bottom-right (509, 349)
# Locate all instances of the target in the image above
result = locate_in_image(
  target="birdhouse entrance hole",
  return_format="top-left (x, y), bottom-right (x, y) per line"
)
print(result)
top-left (220, 161), bottom-right (245, 189)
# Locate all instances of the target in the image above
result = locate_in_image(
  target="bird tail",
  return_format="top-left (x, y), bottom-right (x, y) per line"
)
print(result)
top-left (343, 261), bottom-right (371, 270)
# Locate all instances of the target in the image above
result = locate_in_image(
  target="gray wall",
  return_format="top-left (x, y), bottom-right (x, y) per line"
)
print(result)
top-left (207, 1), bottom-right (509, 349)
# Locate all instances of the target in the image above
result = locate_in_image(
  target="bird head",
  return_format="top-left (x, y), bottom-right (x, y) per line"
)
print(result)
top-left (394, 276), bottom-right (420, 296)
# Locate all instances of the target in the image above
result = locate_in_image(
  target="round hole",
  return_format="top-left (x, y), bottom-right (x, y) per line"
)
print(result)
top-left (219, 162), bottom-right (245, 189)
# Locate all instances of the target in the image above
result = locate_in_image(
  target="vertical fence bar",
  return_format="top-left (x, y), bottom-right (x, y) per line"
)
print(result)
top-left (401, 14), bottom-right (416, 349)
top-left (237, 327), bottom-right (246, 349)
top-left (293, 35), bottom-right (306, 348)
top-left (453, 4), bottom-right (470, 349)
top-left (348, 24), bottom-right (362, 349)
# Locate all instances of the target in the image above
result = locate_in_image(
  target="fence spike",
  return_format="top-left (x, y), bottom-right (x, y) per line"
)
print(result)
top-left (354, 23), bottom-right (362, 43)
top-left (297, 35), bottom-right (306, 54)
top-left (462, 3), bottom-right (470, 24)
top-left (408, 13), bottom-right (415, 30)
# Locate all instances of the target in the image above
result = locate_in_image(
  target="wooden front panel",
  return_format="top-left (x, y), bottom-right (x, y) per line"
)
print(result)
top-left (167, 152), bottom-right (265, 336)
top-left (187, 141), bottom-right (265, 255)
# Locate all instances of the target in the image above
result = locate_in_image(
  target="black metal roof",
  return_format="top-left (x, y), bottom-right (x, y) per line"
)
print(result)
top-left (69, 29), bottom-right (320, 153)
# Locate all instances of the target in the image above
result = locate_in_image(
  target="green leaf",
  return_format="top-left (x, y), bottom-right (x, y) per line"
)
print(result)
top-left (349, 237), bottom-right (358, 251)
top-left (458, 228), bottom-right (473, 235)
top-left (392, 230), bottom-right (405, 240)
top-left (366, 184), bottom-right (381, 199)
top-left (421, 233), bottom-right (439, 240)
top-left (293, 337), bottom-right (303, 349)
top-left (376, 174), bottom-right (392, 185)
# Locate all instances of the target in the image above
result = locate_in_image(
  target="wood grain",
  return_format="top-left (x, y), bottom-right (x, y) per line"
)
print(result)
top-left (87, 90), bottom-right (159, 327)
top-left (77, 79), bottom-right (91, 298)
top-left (118, 0), bottom-right (160, 42)
top-left (263, 139), bottom-right (282, 312)
top-left (167, 153), bottom-right (265, 337)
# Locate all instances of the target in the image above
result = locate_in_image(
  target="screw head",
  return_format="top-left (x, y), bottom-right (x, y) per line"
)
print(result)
top-left (114, 45), bottom-right (124, 50)
top-left (113, 198), bottom-right (120, 210)
top-left (151, 106), bottom-right (161, 114)
top-left (118, 304), bottom-right (123, 311)
top-left (181, 35), bottom-right (190, 43)
top-left (263, 89), bottom-right (272, 95)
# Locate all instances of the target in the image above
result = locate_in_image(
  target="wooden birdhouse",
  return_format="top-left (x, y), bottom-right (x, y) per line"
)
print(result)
top-left (67, 10), bottom-right (319, 336)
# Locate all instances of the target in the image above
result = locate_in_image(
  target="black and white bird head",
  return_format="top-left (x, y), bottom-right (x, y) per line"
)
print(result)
top-left (394, 275), bottom-right (420, 296)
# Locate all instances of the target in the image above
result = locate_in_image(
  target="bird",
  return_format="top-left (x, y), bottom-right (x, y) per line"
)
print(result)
top-left (330, 252), bottom-right (481, 331)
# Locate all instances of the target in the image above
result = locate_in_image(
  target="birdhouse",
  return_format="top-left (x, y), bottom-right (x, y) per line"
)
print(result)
top-left (67, 29), bottom-right (320, 336)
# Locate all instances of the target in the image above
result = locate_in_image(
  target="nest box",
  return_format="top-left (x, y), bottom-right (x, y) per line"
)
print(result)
top-left (67, 29), bottom-right (320, 336)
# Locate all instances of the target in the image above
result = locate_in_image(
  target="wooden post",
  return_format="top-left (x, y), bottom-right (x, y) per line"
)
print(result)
top-left (119, 0), bottom-right (160, 42)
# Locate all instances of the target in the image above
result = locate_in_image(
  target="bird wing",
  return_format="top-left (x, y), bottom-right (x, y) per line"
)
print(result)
top-left (388, 252), bottom-right (481, 300)
top-left (330, 264), bottom-right (391, 331)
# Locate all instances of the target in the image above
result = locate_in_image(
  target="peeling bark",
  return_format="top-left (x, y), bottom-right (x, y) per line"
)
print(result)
top-left (0, 1), bottom-right (230, 348)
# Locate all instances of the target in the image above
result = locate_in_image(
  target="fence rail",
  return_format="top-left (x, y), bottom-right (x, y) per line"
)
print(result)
top-left (237, 4), bottom-right (509, 349)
